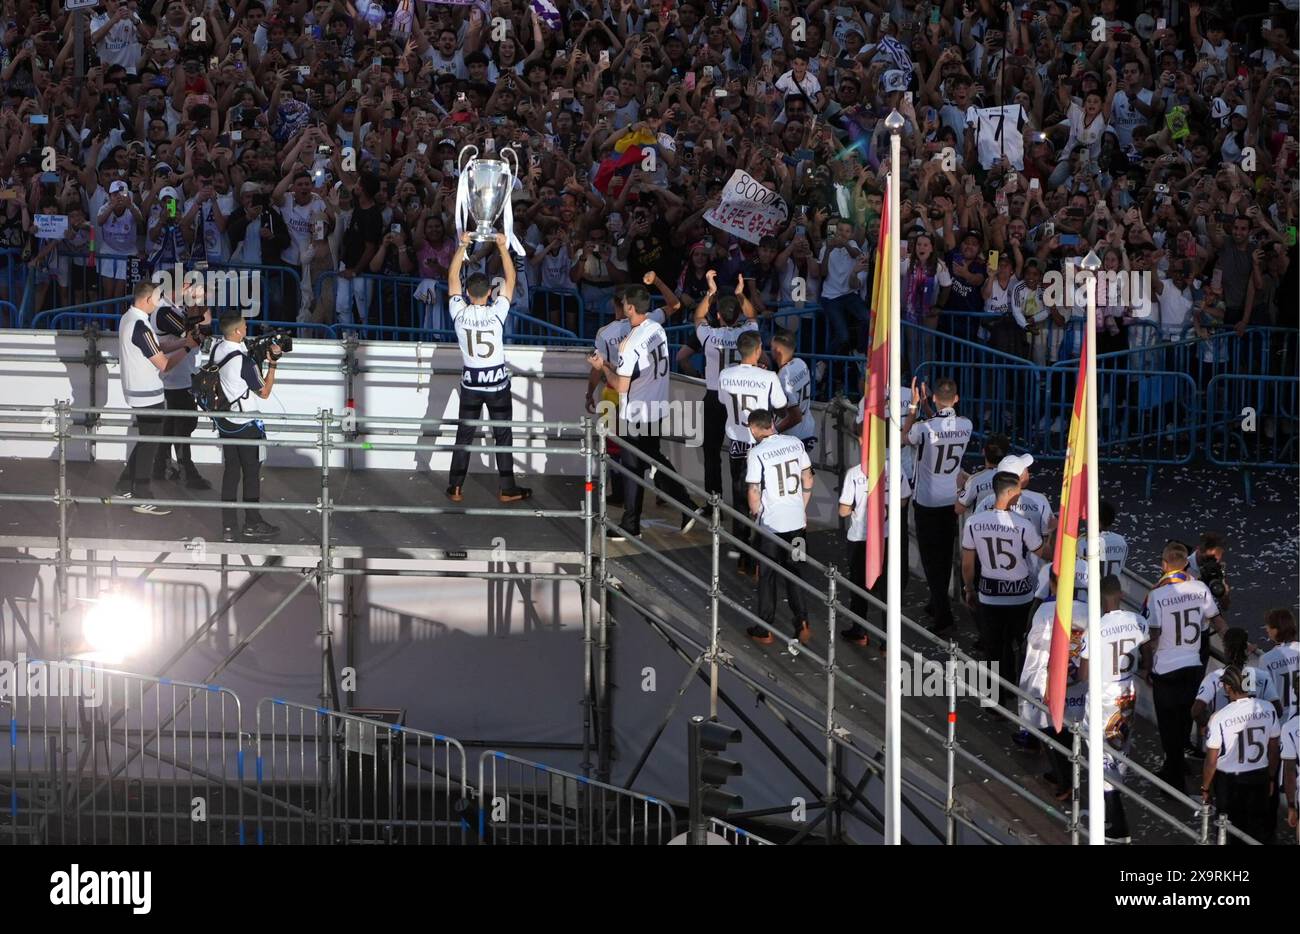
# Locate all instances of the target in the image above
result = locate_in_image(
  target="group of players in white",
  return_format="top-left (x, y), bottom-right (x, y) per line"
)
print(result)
top-left (442, 241), bottom-right (1297, 845)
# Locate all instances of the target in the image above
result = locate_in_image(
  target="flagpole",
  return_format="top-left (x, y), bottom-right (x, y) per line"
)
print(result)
top-left (884, 109), bottom-right (905, 846)
top-left (1081, 250), bottom-right (1104, 845)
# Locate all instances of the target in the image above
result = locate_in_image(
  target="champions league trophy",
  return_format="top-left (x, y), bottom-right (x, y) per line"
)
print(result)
top-left (454, 145), bottom-right (526, 256)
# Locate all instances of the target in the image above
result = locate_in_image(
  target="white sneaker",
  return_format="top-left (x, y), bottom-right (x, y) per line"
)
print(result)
top-left (132, 503), bottom-right (172, 516)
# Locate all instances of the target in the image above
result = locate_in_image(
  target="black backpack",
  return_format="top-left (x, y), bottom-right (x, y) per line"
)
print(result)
top-left (191, 350), bottom-right (246, 417)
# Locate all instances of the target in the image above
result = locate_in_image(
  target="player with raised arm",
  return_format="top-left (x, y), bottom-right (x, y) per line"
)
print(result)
top-left (695, 270), bottom-right (759, 505)
top-left (445, 232), bottom-right (531, 504)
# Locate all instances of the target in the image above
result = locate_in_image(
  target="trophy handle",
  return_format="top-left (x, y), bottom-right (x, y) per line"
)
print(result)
top-left (500, 147), bottom-right (519, 183)
top-left (458, 145), bottom-right (479, 174)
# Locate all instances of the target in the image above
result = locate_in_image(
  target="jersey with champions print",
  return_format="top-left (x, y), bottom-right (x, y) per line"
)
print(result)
top-left (450, 294), bottom-right (511, 392)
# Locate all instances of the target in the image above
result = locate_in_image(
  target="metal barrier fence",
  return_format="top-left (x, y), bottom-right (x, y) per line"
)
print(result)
top-left (1206, 373), bottom-right (1300, 490)
top-left (255, 699), bottom-right (470, 845)
top-left (477, 750), bottom-right (677, 845)
top-left (709, 817), bottom-right (775, 845)
top-left (1, 661), bottom-right (245, 844)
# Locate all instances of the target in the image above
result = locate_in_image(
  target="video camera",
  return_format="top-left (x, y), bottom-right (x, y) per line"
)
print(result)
top-left (245, 330), bottom-right (293, 365)
top-left (1198, 554), bottom-right (1228, 601)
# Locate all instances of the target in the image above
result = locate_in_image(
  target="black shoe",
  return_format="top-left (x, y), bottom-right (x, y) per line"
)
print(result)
top-left (747, 625), bottom-right (774, 645)
top-left (929, 614), bottom-right (954, 633)
top-left (498, 486), bottom-right (533, 503)
top-left (184, 469), bottom-right (212, 491)
top-left (242, 521), bottom-right (280, 539)
top-left (222, 526), bottom-right (237, 542)
top-left (840, 626), bottom-right (871, 647)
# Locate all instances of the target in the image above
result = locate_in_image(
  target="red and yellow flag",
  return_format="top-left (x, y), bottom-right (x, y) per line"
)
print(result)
top-left (1048, 330), bottom-right (1089, 730)
top-left (862, 174), bottom-right (892, 589)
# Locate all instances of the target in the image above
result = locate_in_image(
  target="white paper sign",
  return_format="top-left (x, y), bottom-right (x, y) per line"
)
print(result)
top-left (65, 0), bottom-right (98, 10)
top-left (704, 171), bottom-right (789, 244)
top-left (35, 214), bottom-right (69, 240)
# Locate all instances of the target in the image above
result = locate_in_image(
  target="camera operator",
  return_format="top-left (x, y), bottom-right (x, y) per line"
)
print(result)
top-left (1187, 531), bottom-right (1231, 613)
top-left (150, 278), bottom-right (212, 490)
top-left (210, 314), bottom-right (281, 541)
top-left (115, 279), bottom-right (202, 516)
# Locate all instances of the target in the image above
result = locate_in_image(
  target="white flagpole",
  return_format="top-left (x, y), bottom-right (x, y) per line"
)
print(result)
top-left (884, 110), bottom-right (905, 846)
top-left (1081, 250), bottom-right (1105, 845)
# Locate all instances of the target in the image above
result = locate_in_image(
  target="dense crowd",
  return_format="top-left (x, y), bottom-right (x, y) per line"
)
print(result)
top-left (0, 0), bottom-right (1296, 372)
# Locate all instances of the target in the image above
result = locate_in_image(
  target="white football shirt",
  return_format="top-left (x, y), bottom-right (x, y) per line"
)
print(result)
top-left (907, 410), bottom-right (973, 507)
top-left (616, 318), bottom-right (672, 426)
top-left (1205, 698), bottom-right (1280, 775)
top-left (778, 357), bottom-right (815, 441)
top-left (840, 464), bottom-right (912, 542)
top-left (697, 319), bottom-right (758, 391)
top-left (449, 294), bottom-right (511, 392)
top-left (718, 363), bottom-right (788, 444)
top-left (1144, 577), bottom-right (1221, 675)
top-left (745, 433), bottom-right (812, 533)
top-left (975, 487), bottom-right (1054, 537)
top-left (961, 508), bottom-right (1042, 605)
top-left (1259, 642), bottom-right (1300, 723)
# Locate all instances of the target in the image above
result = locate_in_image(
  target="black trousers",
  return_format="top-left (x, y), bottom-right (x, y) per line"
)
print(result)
top-left (1212, 768), bottom-right (1273, 845)
top-left (619, 432), bottom-right (694, 534)
top-left (758, 527), bottom-right (809, 630)
top-left (914, 502), bottom-right (958, 621)
top-left (1151, 665), bottom-right (1204, 784)
top-left (702, 390), bottom-right (726, 498)
top-left (1045, 725), bottom-right (1073, 791)
top-left (216, 420), bottom-right (264, 528)
top-left (116, 402), bottom-right (166, 496)
top-left (154, 386), bottom-right (200, 472)
top-left (728, 449), bottom-right (751, 551)
top-left (848, 536), bottom-right (901, 631)
top-left (978, 601), bottom-right (1032, 707)
top-left (448, 385), bottom-right (516, 488)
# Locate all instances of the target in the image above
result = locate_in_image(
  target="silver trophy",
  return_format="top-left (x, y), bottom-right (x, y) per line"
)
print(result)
top-left (458, 145), bottom-right (518, 241)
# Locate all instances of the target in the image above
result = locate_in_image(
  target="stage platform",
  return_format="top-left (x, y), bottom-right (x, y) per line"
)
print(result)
top-left (0, 462), bottom-right (588, 564)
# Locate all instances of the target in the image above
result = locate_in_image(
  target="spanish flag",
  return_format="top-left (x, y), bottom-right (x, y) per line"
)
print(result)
top-left (1048, 331), bottom-right (1089, 730)
top-left (862, 174), bottom-right (892, 589)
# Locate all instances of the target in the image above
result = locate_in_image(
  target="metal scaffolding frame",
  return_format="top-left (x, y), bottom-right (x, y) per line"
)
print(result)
top-left (0, 379), bottom-right (1265, 844)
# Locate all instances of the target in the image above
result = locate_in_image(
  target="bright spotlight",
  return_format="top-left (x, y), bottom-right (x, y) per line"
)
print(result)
top-left (81, 591), bottom-right (151, 663)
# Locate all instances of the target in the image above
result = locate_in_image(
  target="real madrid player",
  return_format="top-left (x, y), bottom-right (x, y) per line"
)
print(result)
top-left (961, 470), bottom-right (1046, 693)
top-left (719, 330), bottom-right (789, 575)
top-left (588, 284), bottom-right (700, 539)
top-left (694, 270), bottom-right (759, 503)
top-left (445, 232), bottom-right (532, 503)
top-left (1141, 541), bottom-right (1227, 794)
top-left (744, 409), bottom-right (814, 647)
top-left (1078, 576), bottom-right (1150, 842)
top-left (1019, 570), bottom-right (1086, 798)
top-left (1202, 667), bottom-right (1282, 845)
top-left (770, 332), bottom-right (816, 455)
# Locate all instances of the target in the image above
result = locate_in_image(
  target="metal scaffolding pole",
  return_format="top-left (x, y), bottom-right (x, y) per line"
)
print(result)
top-left (581, 415), bottom-right (594, 781)
top-left (55, 399), bottom-right (70, 659)
top-left (824, 565), bottom-right (838, 846)
top-left (318, 409), bottom-right (337, 713)
top-left (595, 420), bottom-right (611, 782)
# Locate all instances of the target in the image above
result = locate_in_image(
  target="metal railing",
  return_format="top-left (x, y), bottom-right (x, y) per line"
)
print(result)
top-left (2, 660), bottom-right (245, 844)
top-left (597, 428), bottom-right (1262, 845)
top-left (477, 750), bottom-right (677, 845)
top-left (255, 699), bottom-right (470, 845)
top-left (708, 817), bottom-right (775, 845)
